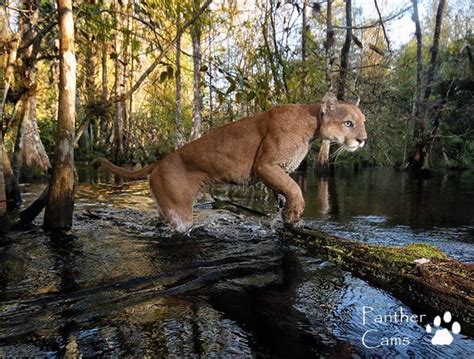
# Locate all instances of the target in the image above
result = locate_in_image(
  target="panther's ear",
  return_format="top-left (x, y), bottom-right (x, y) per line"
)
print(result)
top-left (348, 96), bottom-right (360, 107)
top-left (321, 92), bottom-right (339, 114)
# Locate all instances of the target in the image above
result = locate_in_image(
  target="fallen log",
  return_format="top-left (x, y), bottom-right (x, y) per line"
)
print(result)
top-left (8, 185), bottom-right (49, 230)
top-left (280, 226), bottom-right (474, 336)
top-left (210, 198), bottom-right (474, 335)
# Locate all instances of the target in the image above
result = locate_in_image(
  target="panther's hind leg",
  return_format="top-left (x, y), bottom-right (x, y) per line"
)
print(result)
top-left (148, 164), bottom-right (199, 233)
top-left (163, 206), bottom-right (193, 233)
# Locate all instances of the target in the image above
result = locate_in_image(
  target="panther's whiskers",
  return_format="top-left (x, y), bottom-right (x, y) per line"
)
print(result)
top-left (331, 145), bottom-right (345, 161)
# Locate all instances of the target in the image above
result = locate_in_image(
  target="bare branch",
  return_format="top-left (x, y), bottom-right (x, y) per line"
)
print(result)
top-left (374, 0), bottom-right (391, 51)
top-left (113, 0), bottom-right (213, 104)
top-left (424, 0), bottom-right (447, 100)
top-left (19, 20), bottom-right (58, 51)
top-left (333, 5), bottom-right (410, 30)
top-left (369, 43), bottom-right (385, 56)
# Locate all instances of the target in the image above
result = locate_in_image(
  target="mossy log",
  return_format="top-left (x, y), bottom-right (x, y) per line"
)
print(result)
top-left (213, 198), bottom-right (473, 334)
top-left (280, 226), bottom-right (474, 335)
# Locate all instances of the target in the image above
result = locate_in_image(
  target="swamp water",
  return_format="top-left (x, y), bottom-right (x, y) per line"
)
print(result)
top-left (0, 167), bottom-right (473, 357)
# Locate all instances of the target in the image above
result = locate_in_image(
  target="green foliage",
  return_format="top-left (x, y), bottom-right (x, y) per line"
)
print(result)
top-left (36, 63), bottom-right (58, 156)
top-left (11, 0), bottom-right (471, 171)
top-left (36, 118), bottom-right (56, 157)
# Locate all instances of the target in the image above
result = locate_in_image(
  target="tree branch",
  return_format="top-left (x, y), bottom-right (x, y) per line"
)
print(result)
top-left (333, 5), bottom-right (410, 30)
top-left (112, 0), bottom-right (213, 104)
top-left (374, 0), bottom-right (391, 51)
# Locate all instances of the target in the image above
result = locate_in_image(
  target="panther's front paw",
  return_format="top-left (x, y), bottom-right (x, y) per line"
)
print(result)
top-left (282, 204), bottom-right (304, 225)
top-left (283, 219), bottom-right (304, 229)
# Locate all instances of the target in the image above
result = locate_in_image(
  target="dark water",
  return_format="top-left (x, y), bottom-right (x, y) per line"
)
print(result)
top-left (220, 168), bottom-right (474, 263)
top-left (0, 167), bottom-right (473, 357)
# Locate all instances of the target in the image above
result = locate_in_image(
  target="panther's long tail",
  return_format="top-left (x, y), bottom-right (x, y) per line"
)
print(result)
top-left (93, 158), bottom-right (157, 179)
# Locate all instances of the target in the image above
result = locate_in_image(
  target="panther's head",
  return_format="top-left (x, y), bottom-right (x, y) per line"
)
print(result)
top-left (319, 92), bottom-right (367, 152)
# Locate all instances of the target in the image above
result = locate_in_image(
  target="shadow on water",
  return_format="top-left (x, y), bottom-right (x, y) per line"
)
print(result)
top-left (0, 166), bottom-right (473, 357)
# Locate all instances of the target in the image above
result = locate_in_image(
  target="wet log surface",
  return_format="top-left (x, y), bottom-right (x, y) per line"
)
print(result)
top-left (279, 225), bottom-right (474, 336)
top-left (215, 198), bottom-right (474, 335)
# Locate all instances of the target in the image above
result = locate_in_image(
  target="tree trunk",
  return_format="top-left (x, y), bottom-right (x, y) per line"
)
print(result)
top-left (409, 0), bottom-right (446, 174)
top-left (269, 0), bottom-right (289, 101)
top-left (190, 0), bottom-right (203, 141)
top-left (122, 0), bottom-right (132, 154)
top-left (97, 34), bottom-right (109, 146)
top-left (44, 0), bottom-right (76, 232)
top-left (175, 10), bottom-right (185, 149)
top-left (325, 0), bottom-right (335, 91)
top-left (337, 0), bottom-right (352, 100)
top-left (3, 144), bottom-right (21, 209)
top-left (113, 0), bottom-right (127, 162)
top-left (0, 35), bottom-right (19, 123)
top-left (128, 55), bottom-right (133, 157)
top-left (316, 0), bottom-right (336, 175)
top-left (77, 34), bottom-right (98, 153)
top-left (0, 132), bottom-right (6, 219)
top-left (9, 0), bottom-right (50, 180)
top-left (424, 0), bottom-right (446, 101)
top-left (411, 0), bottom-right (423, 122)
top-left (101, 36), bottom-right (108, 102)
top-left (208, 20), bottom-right (214, 129)
top-left (374, 0), bottom-right (390, 51)
top-left (12, 94), bottom-right (51, 180)
top-left (409, 0), bottom-right (425, 172)
top-left (0, 21), bottom-right (21, 211)
top-left (300, 0), bottom-right (308, 100)
top-left (10, 184), bottom-right (48, 229)
top-left (127, 1), bottom-right (134, 156)
top-left (75, 92), bottom-right (88, 150)
top-left (262, 10), bottom-right (282, 98)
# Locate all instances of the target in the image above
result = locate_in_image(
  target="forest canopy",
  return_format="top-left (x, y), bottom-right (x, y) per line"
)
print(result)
top-left (0, 0), bottom-right (473, 180)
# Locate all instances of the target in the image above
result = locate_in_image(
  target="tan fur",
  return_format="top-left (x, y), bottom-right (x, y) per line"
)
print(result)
top-left (95, 94), bottom-right (367, 232)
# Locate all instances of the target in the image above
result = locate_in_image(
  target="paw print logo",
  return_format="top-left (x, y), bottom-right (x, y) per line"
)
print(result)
top-left (426, 311), bottom-right (461, 345)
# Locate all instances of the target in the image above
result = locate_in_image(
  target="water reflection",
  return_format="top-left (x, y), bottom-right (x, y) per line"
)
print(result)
top-left (0, 167), bottom-right (473, 357)
top-left (318, 178), bottom-right (330, 217)
top-left (210, 167), bottom-right (473, 261)
top-left (299, 169), bottom-right (473, 262)
top-left (317, 176), bottom-right (340, 219)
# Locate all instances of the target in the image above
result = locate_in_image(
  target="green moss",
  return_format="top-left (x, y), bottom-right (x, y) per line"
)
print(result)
top-left (284, 227), bottom-right (473, 334)
top-left (296, 229), bottom-right (446, 271)
top-left (402, 243), bottom-right (446, 259)
top-left (348, 243), bottom-right (446, 272)
top-left (374, 242), bottom-right (443, 260)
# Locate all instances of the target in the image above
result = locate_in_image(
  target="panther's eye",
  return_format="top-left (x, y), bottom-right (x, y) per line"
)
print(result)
top-left (343, 121), bottom-right (354, 128)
